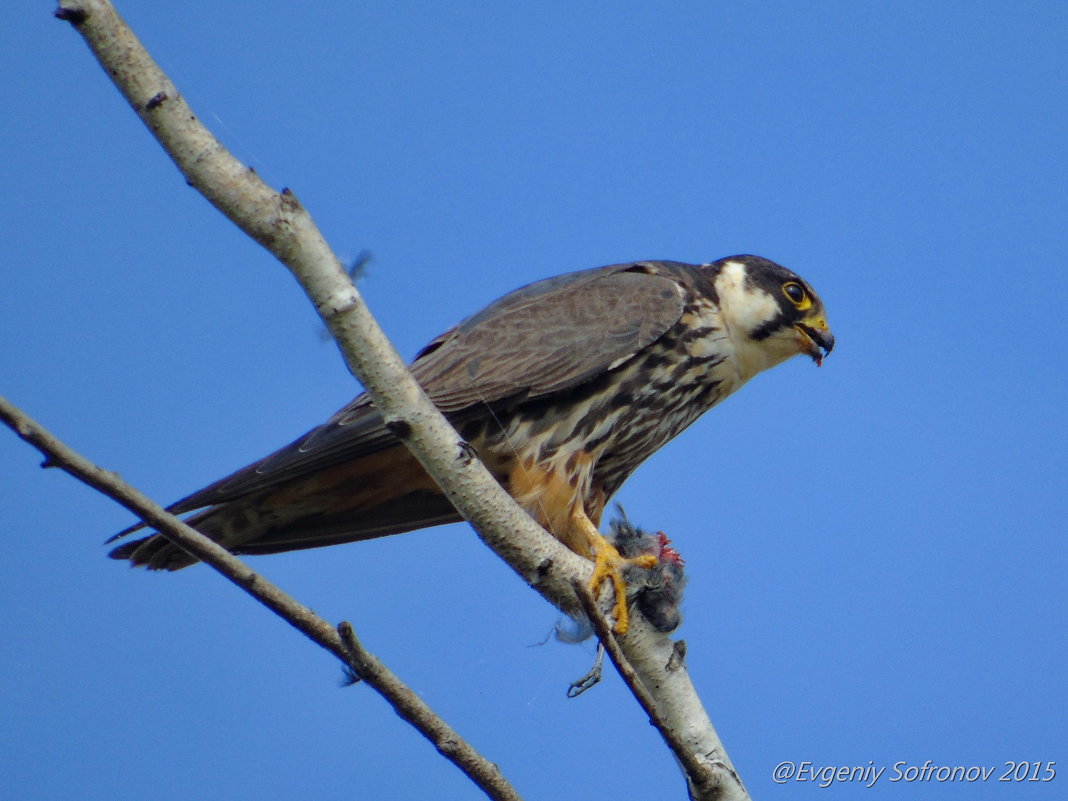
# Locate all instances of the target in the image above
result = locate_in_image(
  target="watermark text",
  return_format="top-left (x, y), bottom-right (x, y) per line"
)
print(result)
top-left (772, 760), bottom-right (1056, 788)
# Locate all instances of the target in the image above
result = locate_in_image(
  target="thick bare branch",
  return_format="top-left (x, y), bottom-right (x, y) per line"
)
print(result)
top-left (50, 1), bottom-right (749, 797)
top-left (572, 581), bottom-right (746, 800)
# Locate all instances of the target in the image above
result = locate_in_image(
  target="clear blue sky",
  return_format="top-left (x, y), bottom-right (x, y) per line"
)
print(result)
top-left (3, 2), bottom-right (1065, 799)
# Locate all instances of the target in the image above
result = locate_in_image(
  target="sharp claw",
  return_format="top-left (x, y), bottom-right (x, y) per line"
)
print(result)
top-left (569, 506), bottom-right (655, 634)
top-left (587, 535), bottom-right (657, 634)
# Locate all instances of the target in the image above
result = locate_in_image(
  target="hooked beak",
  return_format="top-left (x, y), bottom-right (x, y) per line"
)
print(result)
top-left (795, 318), bottom-right (835, 366)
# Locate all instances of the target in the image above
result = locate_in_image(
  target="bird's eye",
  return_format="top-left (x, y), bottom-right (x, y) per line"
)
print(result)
top-left (782, 282), bottom-right (806, 305)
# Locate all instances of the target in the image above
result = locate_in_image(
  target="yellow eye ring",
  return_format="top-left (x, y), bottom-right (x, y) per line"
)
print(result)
top-left (782, 282), bottom-right (807, 305)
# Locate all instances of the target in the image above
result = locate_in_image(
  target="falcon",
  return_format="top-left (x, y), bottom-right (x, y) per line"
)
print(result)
top-left (110, 255), bottom-right (834, 632)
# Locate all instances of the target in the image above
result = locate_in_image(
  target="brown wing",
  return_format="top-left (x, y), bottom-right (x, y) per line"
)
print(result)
top-left (409, 263), bottom-right (688, 411)
top-left (128, 261), bottom-right (690, 525)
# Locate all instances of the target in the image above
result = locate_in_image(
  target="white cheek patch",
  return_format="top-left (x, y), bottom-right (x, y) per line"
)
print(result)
top-left (716, 260), bottom-right (747, 295)
top-left (712, 260), bottom-right (795, 381)
top-left (735, 289), bottom-right (780, 331)
top-left (714, 261), bottom-right (780, 333)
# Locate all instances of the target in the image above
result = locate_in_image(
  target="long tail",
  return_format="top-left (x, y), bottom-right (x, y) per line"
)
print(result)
top-left (109, 445), bottom-right (462, 570)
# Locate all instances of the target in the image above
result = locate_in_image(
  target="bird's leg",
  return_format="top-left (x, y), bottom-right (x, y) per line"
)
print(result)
top-left (571, 507), bottom-right (657, 634)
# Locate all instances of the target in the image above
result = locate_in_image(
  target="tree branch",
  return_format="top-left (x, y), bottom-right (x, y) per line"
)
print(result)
top-left (54, 0), bottom-right (589, 620)
top-left (48, 1), bottom-right (750, 797)
top-left (572, 580), bottom-right (744, 799)
top-left (0, 395), bottom-right (522, 801)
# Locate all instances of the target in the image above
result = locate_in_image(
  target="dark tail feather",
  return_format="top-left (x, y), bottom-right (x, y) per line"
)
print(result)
top-left (107, 445), bottom-right (460, 570)
top-left (107, 489), bottom-right (462, 570)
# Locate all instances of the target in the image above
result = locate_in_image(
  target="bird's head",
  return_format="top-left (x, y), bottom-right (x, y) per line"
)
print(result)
top-left (709, 255), bottom-right (834, 376)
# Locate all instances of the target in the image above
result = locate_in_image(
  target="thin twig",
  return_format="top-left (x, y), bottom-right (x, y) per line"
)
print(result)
top-left (0, 395), bottom-right (523, 801)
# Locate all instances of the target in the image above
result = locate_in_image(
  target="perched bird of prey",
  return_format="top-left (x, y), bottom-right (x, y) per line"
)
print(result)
top-left (110, 255), bottom-right (833, 632)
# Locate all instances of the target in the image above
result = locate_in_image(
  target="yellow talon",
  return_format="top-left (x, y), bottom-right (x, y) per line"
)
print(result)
top-left (566, 505), bottom-right (657, 634)
top-left (587, 531), bottom-right (658, 634)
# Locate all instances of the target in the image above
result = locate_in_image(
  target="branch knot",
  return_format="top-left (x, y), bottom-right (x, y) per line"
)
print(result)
top-left (55, 4), bottom-right (89, 25)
